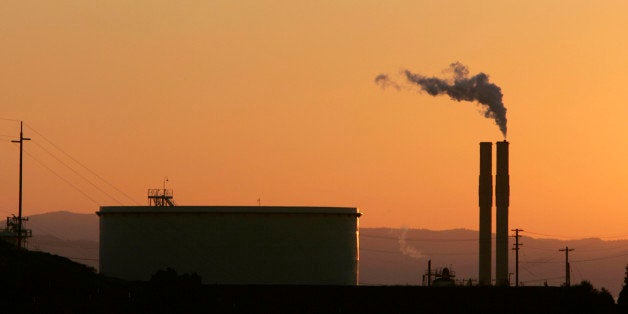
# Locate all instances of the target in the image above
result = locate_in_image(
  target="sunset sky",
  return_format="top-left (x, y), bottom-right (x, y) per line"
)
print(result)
top-left (1, 1), bottom-right (627, 239)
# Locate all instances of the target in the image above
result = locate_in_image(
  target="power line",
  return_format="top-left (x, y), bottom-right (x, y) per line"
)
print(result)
top-left (525, 230), bottom-right (628, 240)
top-left (517, 249), bottom-right (628, 283)
top-left (30, 140), bottom-right (124, 205)
top-left (360, 234), bottom-right (480, 242)
top-left (360, 248), bottom-right (474, 256)
top-left (29, 245), bottom-right (98, 262)
top-left (23, 123), bottom-right (139, 205)
top-left (364, 231), bottom-right (628, 242)
top-left (518, 265), bottom-right (571, 286)
top-left (22, 148), bottom-right (101, 206)
top-left (32, 242), bottom-right (98, 250)
top-left (522, 244), bottom-right (628, 255)
top-left (519, 264), bottom-right (539, 278)
top-left (523, 276), bottom-right (565, 284)
top-left (16, 214), bottom-right (99, 264)
top-left (571, 263), bottom-right (584, 283)
top-left (571, 246), bottom-right (628, 252)
top-left (519, 255), bottom-right (561, 264)
top-left (0, 117), bottom-right (20, 122)
top-left (524, 245), bottom-right (562, 252)
top-left (360, 248), bottom-right (399, 254)
top-left (419, 252), bottom-right (475, 256)
top-left (520, 260), bottom-right (561, 264)
top-left (571, 252), bottom-right (628, 262)
top-left (65, 256), bottom-right (99, 262)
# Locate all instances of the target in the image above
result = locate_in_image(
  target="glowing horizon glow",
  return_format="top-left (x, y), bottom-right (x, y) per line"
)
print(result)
top-left (1, 1), bottom-right (628, 240)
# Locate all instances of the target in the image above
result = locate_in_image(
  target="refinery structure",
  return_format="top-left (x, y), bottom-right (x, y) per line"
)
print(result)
top-left (2, 126), bottom-right (515, 288)
top-left (2, 120), bottom-right (520, 288)
top-left (98, 140), bottom-right (511, 287)
top-left (98, 191), bottom-right (361, 285)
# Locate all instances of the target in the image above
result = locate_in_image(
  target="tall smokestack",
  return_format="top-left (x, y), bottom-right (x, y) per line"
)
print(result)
top-left (495, 141), bottom-right (510, 286)
top-left (478, 142), bottom-right (493, 285)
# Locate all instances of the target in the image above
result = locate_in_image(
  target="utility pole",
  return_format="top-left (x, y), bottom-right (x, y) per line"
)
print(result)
top-left (11, 121), bottom-right (30, 250)
top-left (427, 260), bottom-right (432, 287)
top-left (422, 260), bottom-right (435, 286)
top-left (512, 228), bottom-right (523, 287)
top-left (559, 246), bottom-right (574, 287)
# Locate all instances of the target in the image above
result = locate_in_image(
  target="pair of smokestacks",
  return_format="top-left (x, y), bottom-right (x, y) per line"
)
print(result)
top-left (479, 141), bottom-right (509, 286)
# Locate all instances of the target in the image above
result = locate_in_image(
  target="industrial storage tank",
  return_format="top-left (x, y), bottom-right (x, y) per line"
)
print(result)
top-left (97, 206), bottom-right (361, 285)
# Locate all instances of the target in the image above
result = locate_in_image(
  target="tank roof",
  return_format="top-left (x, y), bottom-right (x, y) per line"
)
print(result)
top-left (97, 206), bottom-right (361, 216)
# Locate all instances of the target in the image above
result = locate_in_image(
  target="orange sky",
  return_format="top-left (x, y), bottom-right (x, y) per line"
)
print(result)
top-left (1, 1), bottom-right (627, 239)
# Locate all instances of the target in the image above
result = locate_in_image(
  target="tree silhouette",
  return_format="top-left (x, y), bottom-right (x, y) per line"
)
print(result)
top-left (618, 264), bottom-right (628, 308)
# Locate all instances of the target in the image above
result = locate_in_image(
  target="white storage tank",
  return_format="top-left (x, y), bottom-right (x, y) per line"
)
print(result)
top-left (97, 206), bottom-right (361, 285)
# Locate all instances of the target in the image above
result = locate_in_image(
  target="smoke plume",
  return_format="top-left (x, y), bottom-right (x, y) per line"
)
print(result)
top-left (375, 62), bottom-right (508, 138)
top-left (398, 228), bottom-right (425, 259)
top-left (374, 74), bottom-right (400, 90)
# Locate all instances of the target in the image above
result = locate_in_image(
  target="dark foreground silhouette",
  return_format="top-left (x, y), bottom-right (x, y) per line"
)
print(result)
top-left (0, 240), bottom-right (623, 313)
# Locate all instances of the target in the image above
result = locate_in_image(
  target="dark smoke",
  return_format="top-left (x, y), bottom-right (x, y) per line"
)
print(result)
top-left (376, 62), bottom-right (507, 138)
top-left (374, 74), bottom-right (400, 90)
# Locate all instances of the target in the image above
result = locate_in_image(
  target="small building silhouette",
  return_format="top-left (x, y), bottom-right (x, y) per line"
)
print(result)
top-left (432, 267), bottom-right (456, 287)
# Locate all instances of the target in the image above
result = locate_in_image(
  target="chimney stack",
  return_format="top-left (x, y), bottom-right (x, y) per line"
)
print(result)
top-left (495, 141), bottom-right (510, 286)
top-left (478, 142), bottom-right (493, 285)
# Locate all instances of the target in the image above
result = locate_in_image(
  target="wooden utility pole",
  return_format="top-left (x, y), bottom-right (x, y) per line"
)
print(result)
top-left (559, 246), bottom-right (574, 287)
top-left (512, 229), bottom-right (523, 287)
top-left (11, 121), bottom-right (30, 250)
top-left (427, 260), bottom-right (432, 287)
top-left (422, 260), bottom-right (435, 286)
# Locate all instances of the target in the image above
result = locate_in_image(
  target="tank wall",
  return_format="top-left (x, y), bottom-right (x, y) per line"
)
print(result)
top-left (99, 211), bottom-right (359, 285)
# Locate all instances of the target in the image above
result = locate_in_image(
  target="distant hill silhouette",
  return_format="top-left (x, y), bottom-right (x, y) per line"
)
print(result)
top-left (28, 211), bottom-right (98, 241)
top-left (24, 211), bottom-right (628, 299)
top-left (27, 211), bottom-right (99, 269)
top-left (361, 228), bottom-right (628, 299)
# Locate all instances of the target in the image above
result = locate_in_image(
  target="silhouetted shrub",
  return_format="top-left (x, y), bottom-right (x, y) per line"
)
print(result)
top-left (565, 280), bottom-right (616, 313)
top-left (619, 265), bottom-right (628, 309)
top-left (150, 267), bottom-right (202, 287)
